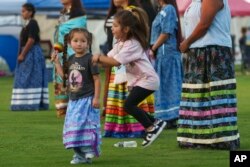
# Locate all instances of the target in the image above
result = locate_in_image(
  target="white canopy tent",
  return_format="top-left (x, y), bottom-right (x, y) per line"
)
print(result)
top-left (0, 0), bottom-right (26, 14)
top-left (0, 0), bottom-right (25, 74)
top-left (0, 0), bottom-right (25, 26)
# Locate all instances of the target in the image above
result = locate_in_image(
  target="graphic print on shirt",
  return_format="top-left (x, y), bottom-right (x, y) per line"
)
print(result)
top-left (69, 62), bottom-right (85, 93)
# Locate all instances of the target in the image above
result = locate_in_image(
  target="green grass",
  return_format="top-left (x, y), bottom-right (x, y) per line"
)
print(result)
top-left (0, 72), bottom-right (250, 167)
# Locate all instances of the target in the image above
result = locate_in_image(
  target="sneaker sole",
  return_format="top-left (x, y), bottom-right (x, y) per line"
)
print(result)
top-left (70, 160), bottom-right (88, 164)
top-left (142, 121), bottom-right (167, 148)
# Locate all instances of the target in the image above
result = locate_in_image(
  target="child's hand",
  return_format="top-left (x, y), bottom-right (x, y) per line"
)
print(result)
top-left (92, 54), bottom-right (100, 64)
top-left (51, 50), bottom-right (59, 64)
top-left (92, 97), bottom-right (100, 108)
top-left (149, 49), bottom-right (156, 59)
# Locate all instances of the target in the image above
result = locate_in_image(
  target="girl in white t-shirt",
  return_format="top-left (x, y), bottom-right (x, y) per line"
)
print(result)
top-left (92, 7), bottom-right (166, 148)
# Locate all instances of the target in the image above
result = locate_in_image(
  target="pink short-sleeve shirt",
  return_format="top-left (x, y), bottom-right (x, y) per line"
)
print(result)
top-left (108, 39), bottom-right (159, 91)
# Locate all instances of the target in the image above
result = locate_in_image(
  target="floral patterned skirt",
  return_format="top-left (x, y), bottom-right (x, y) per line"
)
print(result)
top-left (177, 45), bottom-right (240, 150)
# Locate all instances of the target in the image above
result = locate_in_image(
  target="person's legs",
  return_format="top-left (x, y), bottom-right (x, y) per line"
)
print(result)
top-left (124, 86), bottom-right (155, 128)
top-left (70, 147), bottom-right (88, 164)
top-left (102, 67), bottom-right (111, 118)
top-left (73, 147), bottom-right (85, 157)
top-left (54, 82), bottom-right (68, 117)
top-left (124, 86), bottom-right (167, 147)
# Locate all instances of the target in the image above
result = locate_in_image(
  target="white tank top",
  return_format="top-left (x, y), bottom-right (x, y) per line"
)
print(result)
top-left (183, 0), bottom-right (232, 48)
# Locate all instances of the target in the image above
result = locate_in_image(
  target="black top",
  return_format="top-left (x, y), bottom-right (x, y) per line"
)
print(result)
top-left (20, 19), bottom-right (40, 48)
top-left (101, 16), bottom-right (114, 54)
top-left (68, 53), bottom-right (99, 100)
top-left (239, 36), bottom-right (246, 51)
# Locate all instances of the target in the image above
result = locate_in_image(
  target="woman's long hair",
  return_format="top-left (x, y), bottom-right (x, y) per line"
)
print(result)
top-left (104, 0), bottom-right (140, 32)
top-left (71, 0), bottom-right (86, 15)
top-left (62, 34), bottom-right (68, 88)
top-left (61, 0), bottom-right (86, 17)
top-left (163, 0), bottom-right (182, 48)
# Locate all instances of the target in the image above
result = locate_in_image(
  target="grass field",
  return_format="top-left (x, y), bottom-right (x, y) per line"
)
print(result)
top-left (0, 71), bottom-right (250, 167)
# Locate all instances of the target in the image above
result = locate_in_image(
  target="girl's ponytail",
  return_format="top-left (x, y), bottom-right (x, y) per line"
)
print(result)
top-left (115, 7), bottom-right (149, 50)
top-left (62, 34), bottom-right (68, 89)
top-left (130, 7), bottom-right (149, 45)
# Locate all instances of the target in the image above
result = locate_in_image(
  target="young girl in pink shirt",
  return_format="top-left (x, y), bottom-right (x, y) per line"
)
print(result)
top-left (92, 7), bottom-right (166, 147)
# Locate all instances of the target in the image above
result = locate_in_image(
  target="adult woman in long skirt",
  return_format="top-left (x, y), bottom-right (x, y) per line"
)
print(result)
top-left (178, 0), bottom-right (240, 150)
top-left (11, 3), bottom-right (49, 111)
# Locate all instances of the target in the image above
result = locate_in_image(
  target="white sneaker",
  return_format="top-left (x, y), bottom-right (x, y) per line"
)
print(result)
top-left (70, 154), bottom-right (87, 164)
top-left (85, 153), bottom-right (95, 159)
top-left (85, 153), bottom-right (94, 163)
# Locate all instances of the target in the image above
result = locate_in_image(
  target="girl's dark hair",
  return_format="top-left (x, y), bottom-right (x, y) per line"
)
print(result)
top-left (114, 7), bottom-right (149, 50)
top-left (22, 3), bottom-right (36, 18)
top-left (104, 0), bottom-right (140, 32)
top-left (68, 28), bottom-right (92, 47)
top-left (62, 28), bottom-right (92, 87)
top-left (61, 0), bottom-right (86, 18)
top-left (62, 34), bottom-right (69, 88)
top-left (163, 0), bottom-right (182, 48)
